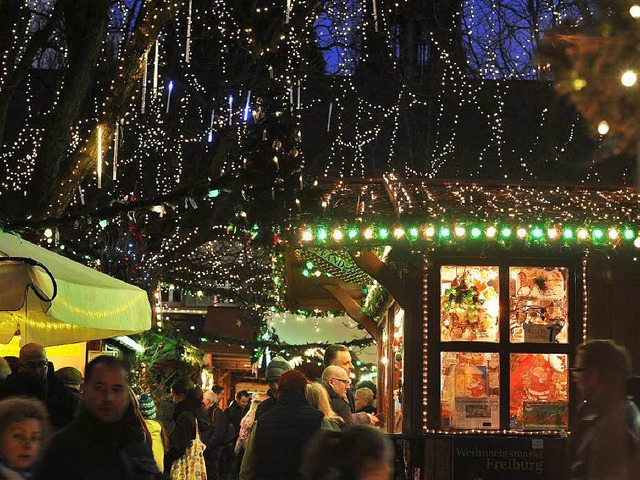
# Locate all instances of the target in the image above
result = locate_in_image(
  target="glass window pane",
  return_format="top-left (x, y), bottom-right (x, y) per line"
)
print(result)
top-left (509, 267), bottom-right (569, 343)
top-left (379, 318), bottom-right (389, 432)
top-left (510, 353), bottom-right (569, 430)
top-left (391, 308), bottom-right (404, 433)
top-left (441, 352), bottom-right (500, 429)
top-left (441, 266), bottom-right (500, 342)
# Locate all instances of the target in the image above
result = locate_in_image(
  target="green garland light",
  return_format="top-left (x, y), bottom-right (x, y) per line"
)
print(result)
top-left (295, 222), bottom-right (640, 249)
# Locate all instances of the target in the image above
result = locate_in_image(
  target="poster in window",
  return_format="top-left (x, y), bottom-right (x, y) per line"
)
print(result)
top-left (510, 353), bottom-right (568, 430)
top-left (454, 365), bottom-right (488, 398)
top-left (509, 267), bottom-right (569, 344)
top-left (441, 352), bottom-right (500, 429)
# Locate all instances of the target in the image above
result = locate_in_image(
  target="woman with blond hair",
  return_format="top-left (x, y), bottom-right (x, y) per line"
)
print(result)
top-left (306, 382), bottom-right (344, 431)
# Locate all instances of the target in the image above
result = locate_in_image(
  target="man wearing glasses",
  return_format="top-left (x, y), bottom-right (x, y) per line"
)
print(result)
top-left (323, 344), bottom-right (378, 426)
top-left (321, 365), bottom-right (354, 426)
top-left (0, 343), bottom-right (79, 428)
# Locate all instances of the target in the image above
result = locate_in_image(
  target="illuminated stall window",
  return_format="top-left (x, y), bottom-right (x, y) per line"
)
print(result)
top-left (441, 352), bottom-right (500, 429)
top-left (379, 316), bottom-right (390, 430)
top-left (509, 267), bottom-right (569, 344)
top-left (379, 307), bottom-right (405, 433)
top-left (434, 262), bottom-right (574, 433)
top-left (440, 266), bottom-right (500, 342)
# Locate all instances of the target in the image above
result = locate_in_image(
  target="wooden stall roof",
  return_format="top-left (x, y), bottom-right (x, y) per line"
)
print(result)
top-left (311, 175), bottom-right (640, 224)
top-left (284, 176), bottom-right (640, 328)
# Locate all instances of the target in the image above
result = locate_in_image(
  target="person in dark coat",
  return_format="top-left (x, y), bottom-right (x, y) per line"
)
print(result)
top-left (224, 390), bottom-right (250, 436)
top-left (165, 376), bottom-right (212, 474)
top-left (321, 366), bottom-right (354, 427)
top-left (255, 356), bottom-right (291, 421)
top-left (223, 389), bottom-right (250, 479)
top-left (55, 366), bottom-right (83, 405)
top-left (240, 370), bottom-right (324, 479)
top-left (0, 343), bottom-right (79, 429)
top-left (34, 355), bottom-right (161, 480)
top-left (203, 387), bottom-right (233, 480)
top-left (570, 340), bottom-right (640, 479)
top-left (323, 345), bottom-right (377, 426)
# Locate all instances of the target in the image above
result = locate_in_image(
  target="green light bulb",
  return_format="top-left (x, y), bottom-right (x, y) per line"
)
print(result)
top-left (409, 227), bottom-right (419, 238)
top-left (624, 229), bottom-right (635, 240)
top-left (208, 189), bottom-right (220, 198)
top-left (501, 227), bottom-right (512, 238)
top-left (440, 227), bottom-right (451, 238)
top-left (302, 269), bottom-right (310, 277)
top-left (317, 228), bottom-right (328, 241)
top-left (532, 227), bottom-right (543, 238)
top-left (593, 228), bottom-right (604, 239)
top-left (305, 262), bottom-right (313, 269)
top-left (471, 227), bottom-right (481, 238)
top-left (348, 228), bottom-right (358, 239)
top-left (379, 228), bottom-right (389, 239)
top-left (563, 228), bottom-right (574, 240)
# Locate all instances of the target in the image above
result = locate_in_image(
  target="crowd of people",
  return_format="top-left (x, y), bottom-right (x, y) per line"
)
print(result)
top-left (0, 342), bottom-right (390, 479)
top-left (0, 338), bottom-right (636, 479)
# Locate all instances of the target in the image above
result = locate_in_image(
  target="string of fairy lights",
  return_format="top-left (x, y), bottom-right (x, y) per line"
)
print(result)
top-left (0, 0), bottom-right (618, 207)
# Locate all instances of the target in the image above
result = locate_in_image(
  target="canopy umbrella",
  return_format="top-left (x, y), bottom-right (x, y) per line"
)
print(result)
top-left (0, 232), bottom-right (151, 347)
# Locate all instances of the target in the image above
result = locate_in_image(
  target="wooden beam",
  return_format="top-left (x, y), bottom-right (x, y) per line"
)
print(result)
top-left (350, 249), bottom-right (411, 309)
top-left (322, 284), bottom-right (379, 341)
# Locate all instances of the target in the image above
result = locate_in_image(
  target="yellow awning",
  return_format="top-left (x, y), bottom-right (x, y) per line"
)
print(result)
top-left (0, 232), bottom-right (151, 347)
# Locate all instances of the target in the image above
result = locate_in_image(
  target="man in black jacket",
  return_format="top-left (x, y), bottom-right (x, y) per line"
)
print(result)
top-left (223, 389), bottom-right (250, 479)
top-left (34, 355), bottom-right (161, 479)
top-left (225, 389), bottom-right (250, 434)
top-left (1, 343), bottom-right (79, 429)
top-left (324, 345), bottom-right (377, 426)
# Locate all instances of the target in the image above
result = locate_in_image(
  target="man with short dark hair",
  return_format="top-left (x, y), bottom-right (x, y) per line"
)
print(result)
top-left (225, 389), bottom-right (250, 433)
top-left (223, 389), bottom-right (251, 480)
top-left (570, 339), bottom-right (640, 480)
top-left (35, 355), bottom-right (160, 479)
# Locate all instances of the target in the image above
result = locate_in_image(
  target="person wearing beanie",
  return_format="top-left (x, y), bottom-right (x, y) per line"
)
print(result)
top-left (255, 356), bottom-right (292, 421)
top-left (240, 370), bottom-right (324, 479)
top-left (55, 366), bottom-right (83, 407)
top-left (138, 393), bottom-right (168, 474)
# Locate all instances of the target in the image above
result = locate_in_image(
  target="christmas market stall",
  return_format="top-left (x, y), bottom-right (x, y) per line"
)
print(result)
top-left (0, 231), bottom-right (152, 347)
top-left (282, 174), bottom-right (640, 480)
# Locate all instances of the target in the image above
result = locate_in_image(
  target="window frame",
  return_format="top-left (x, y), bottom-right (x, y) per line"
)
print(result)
top-left (426, 255), bottom-right (579, 432)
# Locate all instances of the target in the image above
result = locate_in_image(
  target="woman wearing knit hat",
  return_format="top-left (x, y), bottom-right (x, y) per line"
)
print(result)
top-left (255, 356), bottom-right (292, 422)
top-left (138, 393), bottom-right (168, 474)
